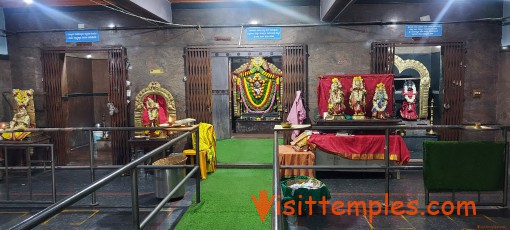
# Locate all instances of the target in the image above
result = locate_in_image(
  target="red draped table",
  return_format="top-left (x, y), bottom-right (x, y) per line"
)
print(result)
top-left (308, 134), bottom-right (410, 165)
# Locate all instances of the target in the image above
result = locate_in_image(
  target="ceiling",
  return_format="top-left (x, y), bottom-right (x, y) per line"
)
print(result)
top-left (0, 0), bottom-right (443, 9)
top-left (0, 0), bottom-right (297, 8)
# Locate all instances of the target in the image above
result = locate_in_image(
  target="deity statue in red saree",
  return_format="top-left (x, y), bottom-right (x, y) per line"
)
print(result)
top-left (349, 76), bottom-right (367, 120)
top-left (400, 80), bottom-right (418, 120)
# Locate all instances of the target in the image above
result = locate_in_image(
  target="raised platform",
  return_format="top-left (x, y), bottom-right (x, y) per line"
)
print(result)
top-left (235, 120), bottom-right (281, 134)
top-left (315, 118), bottom-right (402, 126)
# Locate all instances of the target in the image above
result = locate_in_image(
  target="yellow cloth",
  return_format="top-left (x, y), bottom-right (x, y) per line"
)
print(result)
top-left (2, 132), bottom-right (31, 141)
top-left (192, 123), bottom-right (217, 173)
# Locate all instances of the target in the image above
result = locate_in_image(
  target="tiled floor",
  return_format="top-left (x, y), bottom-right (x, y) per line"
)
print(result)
top-left (0, 168), bottom-right (196, 229)
top-left (1, 146), bottom-right (510, 229)
top-left (284, 171), bottom-right (510, 229)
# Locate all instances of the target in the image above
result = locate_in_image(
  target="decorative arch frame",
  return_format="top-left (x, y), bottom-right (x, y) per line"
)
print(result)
top-left (134, 82), bottom-right (176, 135)
top-left (394, 55), bottom-right (431, 119)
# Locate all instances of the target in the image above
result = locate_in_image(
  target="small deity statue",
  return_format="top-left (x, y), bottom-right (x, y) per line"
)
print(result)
top-left (1, 89), bottom-right (34, 141)
top-left (10, 108), bottom-right (31, 130)
top-left (327, 78), bottom-right (345, 120)
top-left (349, 76), bottom-right (367, 120)
top-left (371, 83), bottom-right (389, 120)
top-left (146, 97), bottom-right (159, 127)
top-left (400, 80), bottom-right (418, 120)
top-left (143, 97), bottom-right (164, 137)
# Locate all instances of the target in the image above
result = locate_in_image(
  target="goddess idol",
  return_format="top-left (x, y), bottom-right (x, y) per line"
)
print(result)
top-left (349, 76), bottom-right (367, 120)
top-left (400, 80), bottom-right (419, 120)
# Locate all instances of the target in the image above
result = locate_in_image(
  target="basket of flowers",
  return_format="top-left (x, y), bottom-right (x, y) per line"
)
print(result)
top-left (281, 176), bottom-right (331, 208)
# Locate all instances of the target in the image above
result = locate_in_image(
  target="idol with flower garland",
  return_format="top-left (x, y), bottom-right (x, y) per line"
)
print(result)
top-left (327, 78), bottom-right (345, 120)
top-left (349, 76), bottom-right (367, 120)
top-left (232, 56), bottom-right (283, 117)
top-left (400, 80), bottom-right (418, 120)
top-left (1, 89), bottom-right (34, 141)
top-left (371, 83), bottom-right (389, 120)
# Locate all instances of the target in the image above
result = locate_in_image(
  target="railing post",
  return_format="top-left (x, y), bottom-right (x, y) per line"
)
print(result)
top-left (272, 130), bottom-right (281, 230)
top-left (4, 146), bottom-right (9, 200)
top-left (503, 128), bottom-right (508, 207)
top-left (385, 128), bottom-right (390, 204)
top-left (131, 168), bottom-right (140, 230)
top-left (51, 145), bottom-right (56, 203)
top-left (195, 126), bottom-right (201, 203)
top-left (89, 130), bottom-right (97, 205)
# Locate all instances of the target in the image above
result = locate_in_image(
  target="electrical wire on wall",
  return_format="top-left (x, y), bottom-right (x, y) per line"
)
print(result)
top-left (3, 0), bottom-right (507, 34)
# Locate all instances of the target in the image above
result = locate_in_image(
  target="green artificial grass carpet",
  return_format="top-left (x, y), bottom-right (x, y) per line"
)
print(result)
top-left (175, 139), bottom-right (277, 229)
top-left (174, 169), bottom-right (272, 230)
top-left (216, 138), bottom-right (280, 164)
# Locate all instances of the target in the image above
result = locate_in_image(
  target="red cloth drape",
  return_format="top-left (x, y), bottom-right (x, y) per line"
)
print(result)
top-left (308, 134), bottom-right (410, 164)
top-left (317, 74), bottom-right (394, 118)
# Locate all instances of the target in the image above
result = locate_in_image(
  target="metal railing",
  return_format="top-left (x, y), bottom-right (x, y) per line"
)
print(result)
top-left (272, 124), bottom-right (509, 229)
top-left (1, 143), bottom-right (55, 203)
top-left (3, 125), bottom-right (200, 230)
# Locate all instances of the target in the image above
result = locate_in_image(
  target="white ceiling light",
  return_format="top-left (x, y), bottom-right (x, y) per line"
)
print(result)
top-left (108, 23), bottom-right (116, 28)
top-left (250, 20), bottom-right (259, 25)
top-left (24, 0), bottom-right (33, 4)
top-left (86, 54), bottom-right (92, 59)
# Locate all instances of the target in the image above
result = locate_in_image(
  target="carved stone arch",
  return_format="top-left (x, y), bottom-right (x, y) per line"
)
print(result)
top-left (134, 82), bottom-right (176, 135)
top-left (394, 55), bottom-right (431, 119)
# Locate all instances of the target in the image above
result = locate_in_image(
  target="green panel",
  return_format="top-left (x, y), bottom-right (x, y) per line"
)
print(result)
top-left (423, 141), bottom-right (506, 191)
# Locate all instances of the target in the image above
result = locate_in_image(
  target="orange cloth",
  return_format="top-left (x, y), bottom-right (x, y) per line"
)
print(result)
top-left (279, 145), bottom-right (315, 178)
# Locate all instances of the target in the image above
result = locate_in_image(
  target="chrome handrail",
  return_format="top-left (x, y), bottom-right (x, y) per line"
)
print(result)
top-left (272, 124), bottom-right (509, 230)
top-left (10, 126), bottom-right (199, 230)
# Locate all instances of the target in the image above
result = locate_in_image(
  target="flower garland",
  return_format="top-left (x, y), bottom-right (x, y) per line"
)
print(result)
top-left (240, 83), bottom-right (278, 114)
top-left (232, 57), bottom-right (282, 113)
top-left (372, 83), bottom-right (388, 112)
top-left (242, 77), bottom-right (274, 108)
top-left (403, 81), bottom-right (417, 103)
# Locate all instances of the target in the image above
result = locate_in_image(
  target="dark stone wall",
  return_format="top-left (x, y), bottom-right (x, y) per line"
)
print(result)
top-left (0, 59), bottom-right (12, 121)
top-left (497, 52), bottom-right (510, 126)
top-left (2, 1), bottom-right (504, 132)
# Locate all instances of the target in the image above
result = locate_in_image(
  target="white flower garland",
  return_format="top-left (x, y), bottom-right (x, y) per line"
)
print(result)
top-left (351, 90), bottom-right (364, 102)
top-left (404, 83), bottom-right (417, 103)
top-left (373, 91), bottom-right (387, 112)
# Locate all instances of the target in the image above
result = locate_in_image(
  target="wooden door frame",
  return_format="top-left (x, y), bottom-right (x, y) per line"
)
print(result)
top-left (371, 41), bottom-right (466, 140)
top-left (42, 46), bottom-right (129, 165)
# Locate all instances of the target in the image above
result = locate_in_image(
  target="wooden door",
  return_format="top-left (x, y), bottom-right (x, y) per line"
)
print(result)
top-left (42, 51), bottom-right (68, 165)
top-left (184, 47), bottom-right (213, 124)
top-left (282, 45), bottom-right (308, 144)
top-left (108, 48), bottom-right (129, 164)
top-left (44, 47), bottom-right (129, 165)
top-left (440, 42), bottom-right (466, 141)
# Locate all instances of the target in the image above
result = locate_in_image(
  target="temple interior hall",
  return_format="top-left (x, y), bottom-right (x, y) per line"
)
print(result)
top-left (1, 0), bottom-right (510, 229)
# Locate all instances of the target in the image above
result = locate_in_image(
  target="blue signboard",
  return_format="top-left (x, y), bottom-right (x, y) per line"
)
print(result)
top-left (405, 24), bottom-right (442, 37)
top-left (65, 30), bottom-right (100, 43)
top-left (246, 27), bottom-right (281, 40)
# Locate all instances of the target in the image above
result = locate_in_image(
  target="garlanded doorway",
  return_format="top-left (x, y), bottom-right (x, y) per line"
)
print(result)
top-left (184, 45), bottom-right (307, 143)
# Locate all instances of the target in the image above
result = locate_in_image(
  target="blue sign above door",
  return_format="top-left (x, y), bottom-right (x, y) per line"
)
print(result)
top-left (246, 27), bottom-right (281, 40)
top-left (65, 30), bottom-right (100, 43)
top-left (405, 24), bottom-right (442, 37)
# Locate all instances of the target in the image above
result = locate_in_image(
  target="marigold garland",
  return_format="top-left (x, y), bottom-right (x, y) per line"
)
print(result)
top-left (232, 57), bottom-right (282, 113)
